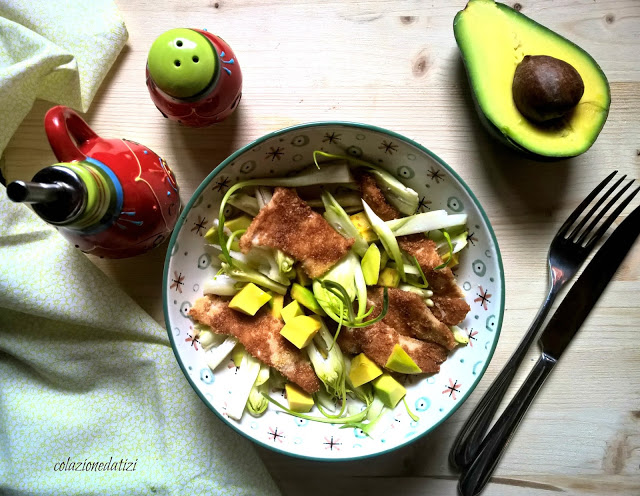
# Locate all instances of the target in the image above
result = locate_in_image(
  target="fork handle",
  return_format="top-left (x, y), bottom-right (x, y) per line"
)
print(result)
top-left (449, 287), bottom-right (558, 469)
top-left (448, 359), bottom-right (516, 468)
top-left (458, 354), bottom-right (557, 496)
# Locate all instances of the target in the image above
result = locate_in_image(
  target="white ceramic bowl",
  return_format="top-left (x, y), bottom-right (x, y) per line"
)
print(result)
top-left (163, 122), bottom-right (504, 461)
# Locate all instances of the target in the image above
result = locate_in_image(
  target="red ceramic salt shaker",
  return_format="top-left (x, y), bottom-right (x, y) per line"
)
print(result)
top-left (145, 28), bottom-right (243, 127)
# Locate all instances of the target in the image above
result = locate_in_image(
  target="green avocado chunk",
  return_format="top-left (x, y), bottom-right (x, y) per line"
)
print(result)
top-left (229, 283), bottom-right (271, 316)
top-left (453, 0), bottom-right (610, 159)
top-left (372, 373), bottom-right (406, 409)
top-left (385, 344), bottom-right (422, 374)
top-left (290, 283), bottom-right (325, 316)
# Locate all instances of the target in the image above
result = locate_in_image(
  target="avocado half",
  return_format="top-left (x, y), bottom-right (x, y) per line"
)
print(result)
top-left (454, 0), bottom-right (611, 159)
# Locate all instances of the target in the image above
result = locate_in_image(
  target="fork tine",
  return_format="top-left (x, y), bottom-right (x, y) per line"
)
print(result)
top-left (584, 185), bottom-right (640, 249)
top-left (567, 174), bottom-right (627, 242)
top-left (556, 171), bottom-right (617, 238)
top-left (577, 179), bottom-right (635, 245)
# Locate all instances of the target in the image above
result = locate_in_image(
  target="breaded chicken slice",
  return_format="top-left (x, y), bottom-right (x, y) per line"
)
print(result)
top-left (398, 234), bottom-right (470, 326)
top-left (355, 175), bottom-right (470, 326)
top-left (239, 187), bottom-right (354, 279)
top-left (368, 287), bottom-right (456, 350)
top-left (356, 172), bottom-right (401, 221)
top-left (336, 326), bottom-right (361, 355)
top-left (189, 295), bottom-right (321, 394)
top-left (430, 296), bottom-right (472, 328)
top-left (338, 323), bottom-right (448, 374)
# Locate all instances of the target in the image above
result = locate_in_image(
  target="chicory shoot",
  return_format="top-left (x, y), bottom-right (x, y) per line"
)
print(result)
top-left (247, 364), bottom-right (270, 417)
top-left (227, 192), bottom-right (260, 217)
top-left (321, 191), bottom-right (369, 257)
top-left (204, 336), bottom-right (239, 371)
top-left (227, 352), bottom-right (262, 420)
top-left (313, 252), bottom-right (358, 313)
top-left (362, 200), bottom-right (405, 281)
top-left (386, 211), bottom-right (467, 237)
top-left (221, 261), bottom-right (288, 294)
top-left (306, 319), bottom-right (347, 403)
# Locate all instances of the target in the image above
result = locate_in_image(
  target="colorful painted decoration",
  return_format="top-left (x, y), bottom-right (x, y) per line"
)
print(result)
top-left (7, 106), bottom-right (180, 258)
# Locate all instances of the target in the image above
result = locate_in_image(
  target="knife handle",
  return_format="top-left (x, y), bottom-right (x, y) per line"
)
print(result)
top-left (449, 286), bottom-right (558, 469)
top-left (458, 354), bottom-right (557, 496)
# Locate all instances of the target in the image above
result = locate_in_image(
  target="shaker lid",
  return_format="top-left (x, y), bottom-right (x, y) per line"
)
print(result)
top-left (147, 28), bottom-right (217, 99)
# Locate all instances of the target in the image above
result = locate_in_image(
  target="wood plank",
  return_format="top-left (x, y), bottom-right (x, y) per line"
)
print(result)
top-left (1, 1), bottom-right (638, 494)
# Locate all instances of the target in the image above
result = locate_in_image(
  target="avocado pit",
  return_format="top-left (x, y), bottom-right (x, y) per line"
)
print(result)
top-left (512, 55), bottom-right (585, 123)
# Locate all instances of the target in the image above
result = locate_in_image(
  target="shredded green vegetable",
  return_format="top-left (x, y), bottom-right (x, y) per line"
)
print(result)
top-left (316, 280), bottom-right (389, 329)
top-left (434, 231), bottom-right (453, 270)
top-left (262, 394), bottom-right (370, 424)
top-left (411, 256), bottom-right (429, 288)
top-left (403, 397), bottom-right (419, 422)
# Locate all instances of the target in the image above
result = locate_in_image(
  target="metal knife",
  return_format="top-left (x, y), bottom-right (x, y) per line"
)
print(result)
top-left (458, 203), bottom-right (640, 496)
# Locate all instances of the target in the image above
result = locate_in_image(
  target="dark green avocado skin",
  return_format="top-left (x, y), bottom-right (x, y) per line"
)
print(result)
top-left (453, 2), bottom-right (611, 162)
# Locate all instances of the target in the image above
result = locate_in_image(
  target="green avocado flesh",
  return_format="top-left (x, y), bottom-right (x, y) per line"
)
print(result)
top-left (454, 0), bottom-right (610, 158)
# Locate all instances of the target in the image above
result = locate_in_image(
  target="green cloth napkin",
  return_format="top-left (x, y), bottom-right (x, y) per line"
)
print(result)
top-left (0, 1), bottom-right (281, 494)
top-left (0, 0), bottom-right (127, 155)
top-left (0, 189), bottom-right (280, 495)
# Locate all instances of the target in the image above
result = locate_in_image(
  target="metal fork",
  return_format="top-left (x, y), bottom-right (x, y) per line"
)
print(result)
top-left (449, 171), bottom-right (640, 470)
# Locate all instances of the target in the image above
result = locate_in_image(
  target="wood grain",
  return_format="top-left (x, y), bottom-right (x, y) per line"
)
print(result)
top-left (2, 1), bottom-right (639, 494)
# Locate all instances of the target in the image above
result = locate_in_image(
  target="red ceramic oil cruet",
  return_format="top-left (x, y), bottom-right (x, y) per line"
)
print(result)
top-left (6, 105), bottom-right (180, 258)
top-left (145, 28), bottom-right (243, 127)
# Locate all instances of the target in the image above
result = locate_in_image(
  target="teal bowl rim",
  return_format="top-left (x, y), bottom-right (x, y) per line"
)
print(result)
top-left (162, 121), bottom-right (505, 462)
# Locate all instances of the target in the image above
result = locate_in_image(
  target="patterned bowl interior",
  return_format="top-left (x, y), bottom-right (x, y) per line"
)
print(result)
top-left (163, 122), bottom-right (504, 461)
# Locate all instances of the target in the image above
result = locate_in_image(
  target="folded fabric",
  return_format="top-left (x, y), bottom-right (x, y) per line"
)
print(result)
top-left (0, 185), bottom-right (281, 495)
top-left (0, 1), bottom-right (280, 494)
top-left (0, 0), bottom-right (127, 154)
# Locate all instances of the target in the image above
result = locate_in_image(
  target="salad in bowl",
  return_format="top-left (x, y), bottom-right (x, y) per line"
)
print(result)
top-left (163, 123), bottom-right (504, 461)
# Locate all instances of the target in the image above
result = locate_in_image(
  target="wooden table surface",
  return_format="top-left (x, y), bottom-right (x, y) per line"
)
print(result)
top-left (3, 1), bottom-right (639, 494)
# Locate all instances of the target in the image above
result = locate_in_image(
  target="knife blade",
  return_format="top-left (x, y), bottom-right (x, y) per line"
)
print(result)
top-left (541, 202), bottom-right (640, 359)
top-left (459, 203), bottom-right (640, 496)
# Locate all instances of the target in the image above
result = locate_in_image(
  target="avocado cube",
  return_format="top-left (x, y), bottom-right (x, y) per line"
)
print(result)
top-left (229, 283), bottom-right (272, 316)
top-left (361, 243), bottom-right (381, 285)
top-left (268, 293), bottom-right (285, 319)
top-left (280, 315), bottom-right (321, 349)
top-left (295, 267), bottom-right (312, 287)
top-left (372, 373), bottom-right (406, 409)
top-left (281, 300), bottom-right (304, 324)
top-left (385, 344), bottom-right (422, 374)
top-left (451, 325), bottom-right (469, 345)
top-left (290, 283), bottom-right (325, 315)
top-left (379, 267), bottom-right (400, 288)
top-left (285, 383), bottom-right (314, 413)
top-left (441, 251), bottom-right (459, 268)
top-left (224, 214), bottom-right (253, 233)
top-left (349, 353), bottom-right (383, 388)
top-left (350, 211), bottom-right (379, 242)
